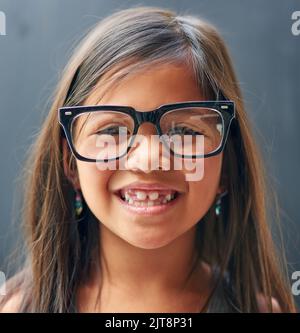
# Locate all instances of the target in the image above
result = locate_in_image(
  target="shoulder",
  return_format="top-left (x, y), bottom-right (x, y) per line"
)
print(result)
top-left (206, 263), bottom-right (282, 313)
top-left (0, 270), bottom-right (28, 313)
top-left (256, 293), bottom-right (282, 313)
top-left (0, 291), bottom-right (24, 313)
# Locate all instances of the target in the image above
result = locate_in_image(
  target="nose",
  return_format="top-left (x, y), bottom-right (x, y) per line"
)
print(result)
top-left (123, 123), bottom-right (171, 173)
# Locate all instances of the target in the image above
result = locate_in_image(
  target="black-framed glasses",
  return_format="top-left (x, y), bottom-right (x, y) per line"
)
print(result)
top-left (58, 100), bottom-right (235, 162)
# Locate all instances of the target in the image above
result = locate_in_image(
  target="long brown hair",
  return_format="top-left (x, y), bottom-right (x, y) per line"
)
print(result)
top-left (0, 6), bottom-right (296, 312)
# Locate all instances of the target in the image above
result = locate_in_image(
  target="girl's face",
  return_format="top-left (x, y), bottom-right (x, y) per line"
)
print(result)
top-left (64, 63), bottom-right (223, 249)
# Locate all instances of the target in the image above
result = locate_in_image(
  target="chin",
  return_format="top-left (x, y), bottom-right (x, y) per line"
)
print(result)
top-left (123, 232), bottom-right (177, 250)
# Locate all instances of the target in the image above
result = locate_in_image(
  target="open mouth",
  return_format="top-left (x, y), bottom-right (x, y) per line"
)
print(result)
top-left (115, 189), bottom-right (180, 207)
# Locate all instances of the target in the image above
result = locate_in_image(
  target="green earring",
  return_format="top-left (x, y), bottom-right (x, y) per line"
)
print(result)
top-left (215, 198), bottom-right (222, 216)
top-left (215, 190), bottom-right (228, 217)
top-left (75, 190), bottom-right (83, 217)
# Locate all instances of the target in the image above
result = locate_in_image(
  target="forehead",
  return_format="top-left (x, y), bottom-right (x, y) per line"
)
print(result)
top-left (83, 62), bottom-right (204, 110)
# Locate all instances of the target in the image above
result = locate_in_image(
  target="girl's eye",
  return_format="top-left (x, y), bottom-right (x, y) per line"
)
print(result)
top-left (96, 126), bottom-right (130, 136)
top-left (167, 126), bottom-right (203, 136)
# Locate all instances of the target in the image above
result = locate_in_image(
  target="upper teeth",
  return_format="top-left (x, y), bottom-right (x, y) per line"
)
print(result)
top-left (148, 192), bottom-right (159, 200)
top-left (122, 190), bottom-right (175, 204)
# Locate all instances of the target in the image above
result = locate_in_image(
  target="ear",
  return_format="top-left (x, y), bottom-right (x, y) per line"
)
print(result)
top-left (217, 186), bottom-right (227, 196)
top-left (216, 180), bottom-right (227, 196)
top-left (62, 138), bottom-right (81, 190)
top-left (217, 176), bottom-right (228, 195)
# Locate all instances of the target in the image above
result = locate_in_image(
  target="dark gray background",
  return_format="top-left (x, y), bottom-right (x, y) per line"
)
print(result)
top-left (0, 0), bottom-right (299, 306)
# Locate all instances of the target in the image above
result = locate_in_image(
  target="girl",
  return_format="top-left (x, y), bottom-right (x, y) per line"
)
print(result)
top-left (0, 6), bottom-right (296, 313)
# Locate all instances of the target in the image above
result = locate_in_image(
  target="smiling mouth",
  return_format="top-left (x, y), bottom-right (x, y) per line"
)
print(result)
top-left (115, 189), bottom-right (180, 207)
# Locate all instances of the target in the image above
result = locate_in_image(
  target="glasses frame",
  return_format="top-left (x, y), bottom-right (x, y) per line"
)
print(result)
top-left (58, 100), bottom-right (235, 162)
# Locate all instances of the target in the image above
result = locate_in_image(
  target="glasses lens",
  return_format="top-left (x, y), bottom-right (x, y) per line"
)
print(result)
top-left (71, 111), bottom-right (134, 160)
top-left (160, 107), bottom-right (224, 156)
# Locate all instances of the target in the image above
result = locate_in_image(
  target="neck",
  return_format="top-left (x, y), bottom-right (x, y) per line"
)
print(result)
top-left (76, 225), bottom-right (214, 313)
top-left (97, 224), bottom-right (203, 296)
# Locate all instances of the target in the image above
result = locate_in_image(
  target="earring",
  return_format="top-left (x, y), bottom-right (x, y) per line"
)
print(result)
top-left (215, 190), bottom-right (228, 217)
top-left (215, 197), bottom-right (222, 216)
top-left (74, 189), bottom-right (83, 217)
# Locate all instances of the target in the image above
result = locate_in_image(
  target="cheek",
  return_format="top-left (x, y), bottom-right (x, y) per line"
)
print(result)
top-left (183, 155), bottom-right (222, 222)
top-left (76, 161), bottom-right (114, 219)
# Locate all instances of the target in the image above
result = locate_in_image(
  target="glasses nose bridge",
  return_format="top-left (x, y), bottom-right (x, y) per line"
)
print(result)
top-left (134, 109), bottom-right (160, 133)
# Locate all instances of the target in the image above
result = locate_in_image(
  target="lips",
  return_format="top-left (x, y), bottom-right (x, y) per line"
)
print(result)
top-left (114, 181), bottom-right (183, 192)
